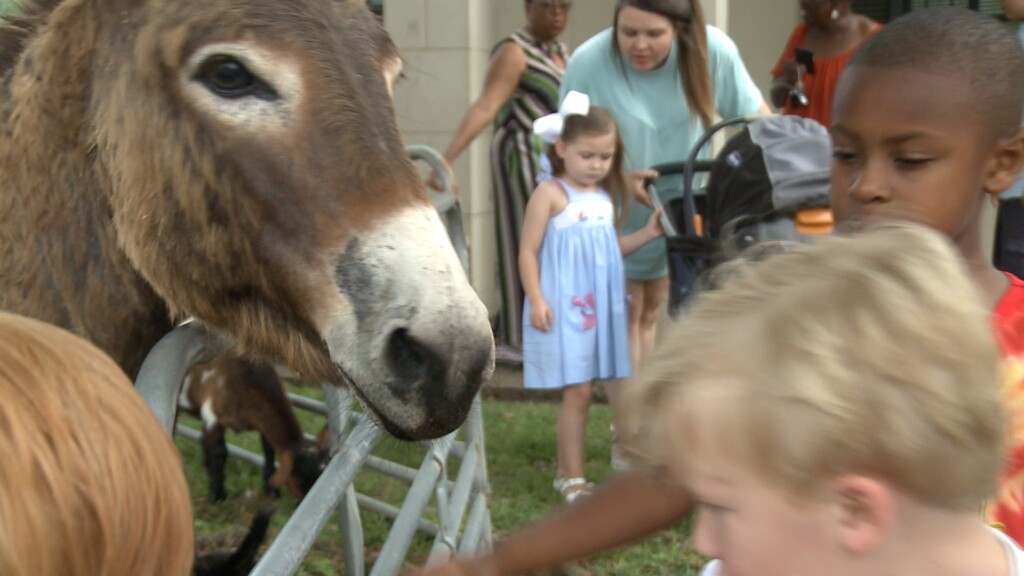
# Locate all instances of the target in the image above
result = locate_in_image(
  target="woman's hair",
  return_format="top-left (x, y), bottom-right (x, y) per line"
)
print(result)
top-left (546, 107), bottom-right (631, 224)
top-left (622, 223), bottom-right (1005, 512)
top-left (0, 312), bottom-right (195, 576)
top-left (612, 0), bottom-right (714, 129)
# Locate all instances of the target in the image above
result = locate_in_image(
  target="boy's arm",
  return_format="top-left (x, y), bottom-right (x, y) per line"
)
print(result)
top-left (415, 471), bottom-right (693, 576)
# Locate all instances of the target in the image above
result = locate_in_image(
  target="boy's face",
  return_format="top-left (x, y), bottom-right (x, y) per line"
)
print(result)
top-left (664, 387), bottom-right (839, 576)
top-left (829, 66), bottom-right (998, 248)
top-left (682, 448), bottom-right (837, 576)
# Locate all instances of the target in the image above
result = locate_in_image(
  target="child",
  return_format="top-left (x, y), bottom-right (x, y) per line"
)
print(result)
top-left (996, 0), bottom-right (1024, 278)
top-left (520, 91), bottom-right (663, 503)
top-left (625, 223), bottom-right (1019, 576)
top-left (827, 6), bottom-right (1024, 539)
top-left (0, 312), bottom-right (195, 576)
top-left (416, 7), bottom-right (1024, 574)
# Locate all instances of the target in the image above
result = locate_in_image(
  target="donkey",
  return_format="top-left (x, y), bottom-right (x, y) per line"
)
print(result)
top-left (179, 352), bottom-right (330, 503)
top-left (0, 0), bottom-right (495, 440)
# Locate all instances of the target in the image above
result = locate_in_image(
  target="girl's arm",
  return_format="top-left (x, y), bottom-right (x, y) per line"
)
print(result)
top-left (428, 42), bottom-right (526, 193)
top-left (619, 208), bottom-right (665, 257)
top-left (519, 183), bottom-right (558, 331)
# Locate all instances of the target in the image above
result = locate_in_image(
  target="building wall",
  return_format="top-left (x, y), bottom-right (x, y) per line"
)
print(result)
top-left (385, 1), bottom-right (797, 315)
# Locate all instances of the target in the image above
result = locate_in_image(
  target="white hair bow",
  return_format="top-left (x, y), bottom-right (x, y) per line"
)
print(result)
top-left (532, 90), bottom-right (590, 144)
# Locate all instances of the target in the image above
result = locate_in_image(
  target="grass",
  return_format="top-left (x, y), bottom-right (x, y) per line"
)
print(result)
top-left (176, 385), bottom-right (705, 575)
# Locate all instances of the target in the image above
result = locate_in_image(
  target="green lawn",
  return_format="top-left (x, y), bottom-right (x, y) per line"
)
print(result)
top-left (177, 386), bottom-right (705, 575)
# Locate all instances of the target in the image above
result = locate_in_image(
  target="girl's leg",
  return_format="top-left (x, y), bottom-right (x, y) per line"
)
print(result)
top-left (556, 381), bottom-right (594, 483)
top-left (636, 276), bottom-right (669, 362)
top-left (626, 280), bottom-right (647, 370)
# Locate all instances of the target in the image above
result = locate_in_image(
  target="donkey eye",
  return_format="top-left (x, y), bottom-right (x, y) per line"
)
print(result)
top-left (195, 55), bottom-right (278, 101)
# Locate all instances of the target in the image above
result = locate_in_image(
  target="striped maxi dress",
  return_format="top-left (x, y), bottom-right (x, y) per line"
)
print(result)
top-left (490, 28), bottom-right (567, 349)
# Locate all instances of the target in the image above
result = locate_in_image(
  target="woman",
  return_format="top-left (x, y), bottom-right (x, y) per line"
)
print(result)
top-left (770, 0), bottom-right (880, 126)
top-left (558, 0), bottom-right (768, 433)
top-left (430, 0), bottom-right (571, 358)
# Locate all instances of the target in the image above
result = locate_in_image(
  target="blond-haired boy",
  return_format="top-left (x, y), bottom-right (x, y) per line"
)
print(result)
top-left (625, 224), bottom-right (1017, 576)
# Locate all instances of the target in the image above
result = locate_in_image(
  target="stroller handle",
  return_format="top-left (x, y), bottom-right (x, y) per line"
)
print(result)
top-left (645, 114), bottom-right (769, 237)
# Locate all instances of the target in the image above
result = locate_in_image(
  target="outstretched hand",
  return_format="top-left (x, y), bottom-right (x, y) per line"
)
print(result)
top-left (629, 169), bottom-right (659, 208)
top-left (403, 556), bottom-right (500, 576)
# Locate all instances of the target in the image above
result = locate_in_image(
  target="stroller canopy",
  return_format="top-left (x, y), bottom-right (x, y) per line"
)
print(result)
top-left (704, 115), bottom-right (832, 239)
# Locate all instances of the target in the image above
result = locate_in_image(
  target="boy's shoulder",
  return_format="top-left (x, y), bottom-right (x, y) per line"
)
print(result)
top-left (990, 526), bottom-right (1024, 575)
top-left (996, 273), bottom-right (1024, 358)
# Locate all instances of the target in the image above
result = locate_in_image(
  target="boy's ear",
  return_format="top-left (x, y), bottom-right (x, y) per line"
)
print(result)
top-left (983, 127), bottom-right (1024, 199)
top-left (830, 475), bottom-right (893, 555)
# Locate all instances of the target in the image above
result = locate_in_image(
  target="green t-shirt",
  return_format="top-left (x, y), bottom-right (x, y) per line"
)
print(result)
top-left (560, 26), bottom-right (762, 279)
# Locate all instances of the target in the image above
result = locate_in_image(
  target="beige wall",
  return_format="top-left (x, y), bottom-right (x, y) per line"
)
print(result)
top-left (386, 1), bottom-right (798, 315)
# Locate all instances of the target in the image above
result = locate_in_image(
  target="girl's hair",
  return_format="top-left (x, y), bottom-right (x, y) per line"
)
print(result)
top-left (612, 0), bottom-right (714, 129)
top-left (621, 223), bottom-right (1004, 512)
top-left (546, 107), bottom-right (631, 223)
top-left (0, 312), bottom-right (195, 576)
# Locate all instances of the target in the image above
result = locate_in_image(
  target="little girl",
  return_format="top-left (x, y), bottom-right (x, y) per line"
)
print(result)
top-left (520, 92), bottom-right (664, 504)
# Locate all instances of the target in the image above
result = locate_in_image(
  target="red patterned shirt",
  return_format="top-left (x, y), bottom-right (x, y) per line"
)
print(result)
top-left (987, 273), bottom-right (1024, 542)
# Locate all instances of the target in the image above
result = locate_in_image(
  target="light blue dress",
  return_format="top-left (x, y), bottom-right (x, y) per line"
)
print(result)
top-left (523, 180), bottom-right (632, 389)
top-left (560, 26), bottom-right (764, 279)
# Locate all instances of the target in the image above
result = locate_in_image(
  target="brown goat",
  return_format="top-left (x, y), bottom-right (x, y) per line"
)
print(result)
top-left (0, 311), bottom-right (195, 576)
top-left (0, 0), bottom-right (494, 440)
top-left (179, 352), bottom-right (330, 502)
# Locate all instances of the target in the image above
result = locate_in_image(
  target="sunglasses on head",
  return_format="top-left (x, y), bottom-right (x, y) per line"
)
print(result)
top-left (536, 1), bottom-right (572, 12)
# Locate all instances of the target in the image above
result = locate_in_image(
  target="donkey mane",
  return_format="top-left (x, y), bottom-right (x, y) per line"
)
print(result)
top-left (0, 0), bottom-right (58, 75)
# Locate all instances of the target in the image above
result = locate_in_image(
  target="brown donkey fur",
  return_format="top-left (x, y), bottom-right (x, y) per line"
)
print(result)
top-left (0, 311), bottom-right (195, 576)
top-left (180, 352), bottom-right (330, 502)
top-left (0, 0), bottom-right (494, 440)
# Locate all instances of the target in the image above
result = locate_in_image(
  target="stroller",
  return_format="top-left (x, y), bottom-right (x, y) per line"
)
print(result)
top-left (648, 114), bottom-right (835, 314)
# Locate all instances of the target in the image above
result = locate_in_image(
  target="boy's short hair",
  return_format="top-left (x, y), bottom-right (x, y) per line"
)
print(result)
top-left (624, 223), bottom-right (1004, 511)
top-left (848, 7), bottom-right (1024, 138)
top-left (0, 312), bottom-right (195, 576)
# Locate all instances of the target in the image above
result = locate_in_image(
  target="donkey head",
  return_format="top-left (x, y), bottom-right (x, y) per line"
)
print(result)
top-left (82, 0), bottom-right (494, 439)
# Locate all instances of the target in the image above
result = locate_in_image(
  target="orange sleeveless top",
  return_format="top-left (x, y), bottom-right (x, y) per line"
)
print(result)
top-left (771, 22), bottom-right (881, 126)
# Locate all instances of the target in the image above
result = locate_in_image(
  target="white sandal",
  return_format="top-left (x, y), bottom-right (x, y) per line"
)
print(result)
top-left (553, 477), bottom-right (593, 504)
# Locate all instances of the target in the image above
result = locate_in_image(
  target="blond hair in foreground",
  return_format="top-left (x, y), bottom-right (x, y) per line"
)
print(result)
top-left (623, 223), bottom-right (1005, 510)
top-left (0, 312), bottom-right (194, 576)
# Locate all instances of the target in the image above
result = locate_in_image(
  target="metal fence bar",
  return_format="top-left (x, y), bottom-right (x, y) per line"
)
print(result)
top-left (457, 494), bottom-right (490, 556)
top-left (368, 434), bottom-right (456, 576)
top-left (135, 320), bottom-right (230, 433)
top-left (355, 493), bottom-right (440, 536)
top-left (252, 417), bottom-right (382, 575)
top-left (340, 485), bottom-right (366, 576)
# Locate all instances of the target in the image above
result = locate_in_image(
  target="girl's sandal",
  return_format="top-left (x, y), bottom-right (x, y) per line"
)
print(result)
top-left (553, 477), bottom-right (593, 504)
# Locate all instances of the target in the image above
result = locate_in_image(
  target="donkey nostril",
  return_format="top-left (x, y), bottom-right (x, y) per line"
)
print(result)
top-left (386, 328), bottom-right (446, 387)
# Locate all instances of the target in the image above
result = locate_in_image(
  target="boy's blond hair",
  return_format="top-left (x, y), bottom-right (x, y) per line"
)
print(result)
top-left (624, 223), bottom-right (1005, 511)
top-left (0, 312), bottom-right (195, 576)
